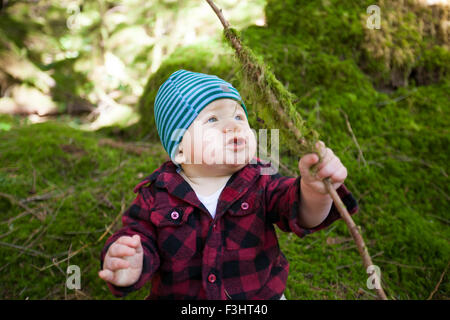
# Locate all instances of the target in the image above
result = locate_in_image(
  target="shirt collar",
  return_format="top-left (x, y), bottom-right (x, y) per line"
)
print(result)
top-left (134, 158), bottom-right (266, 211)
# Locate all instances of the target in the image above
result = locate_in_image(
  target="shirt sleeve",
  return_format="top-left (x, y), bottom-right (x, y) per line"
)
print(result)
top-left (265, 173), bottom-right (358, 238)
top-left (99, 185), bottom-right (160, 297)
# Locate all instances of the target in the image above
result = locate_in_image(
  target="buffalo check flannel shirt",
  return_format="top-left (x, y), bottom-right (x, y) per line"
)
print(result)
top-left (100, 158), bottom-right (358, 300)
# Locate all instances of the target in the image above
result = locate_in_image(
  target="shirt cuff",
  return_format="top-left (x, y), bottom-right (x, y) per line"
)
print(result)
top-left (288, 177), bottom-right (359, 238)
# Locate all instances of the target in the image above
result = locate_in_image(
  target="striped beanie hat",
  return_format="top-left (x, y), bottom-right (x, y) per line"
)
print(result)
top-left (154, 69), bottom-right (248, 162)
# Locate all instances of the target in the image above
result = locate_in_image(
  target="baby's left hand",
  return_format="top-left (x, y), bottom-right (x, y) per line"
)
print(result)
top-left (298, 141), bottom-right (347, 195)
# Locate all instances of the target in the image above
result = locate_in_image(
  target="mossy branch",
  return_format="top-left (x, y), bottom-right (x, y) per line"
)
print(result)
top-left (206, 0), bottom-right (387, 300)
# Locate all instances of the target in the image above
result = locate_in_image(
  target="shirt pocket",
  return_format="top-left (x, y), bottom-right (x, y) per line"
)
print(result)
top-left (150, 206), bottom-right (197, 261)
top-left (224, 193), bottom-right (264, 253)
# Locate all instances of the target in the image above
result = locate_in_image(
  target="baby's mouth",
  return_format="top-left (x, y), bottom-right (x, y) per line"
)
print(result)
top-left (226, 136), bottom-right (246, 150)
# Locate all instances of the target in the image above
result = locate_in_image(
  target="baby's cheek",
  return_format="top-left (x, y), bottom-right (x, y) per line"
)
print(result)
top-left (248, 134), bottom-right (257, 158)
top-left (197, 135), bottom-right (220, 165)
top-left (182, 138), bottom-right (202, 164)
top-left (193, 140), bottom-right (207, 164)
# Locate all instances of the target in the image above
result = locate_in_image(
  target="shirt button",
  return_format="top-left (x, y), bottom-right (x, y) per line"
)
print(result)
top-left (208, 273), bottom-right (216, 283)
top-left (241, 202), bottom-right (249, 210)
top-left (170, 211), bottom-right (179, 220)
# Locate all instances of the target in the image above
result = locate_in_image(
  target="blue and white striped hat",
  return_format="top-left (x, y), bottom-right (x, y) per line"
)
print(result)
top-left (154, 69), bottom-right (248, 162)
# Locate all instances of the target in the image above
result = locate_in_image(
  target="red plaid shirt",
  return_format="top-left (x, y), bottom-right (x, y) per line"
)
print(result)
top-left (100, 159), bottom-right (358, 300)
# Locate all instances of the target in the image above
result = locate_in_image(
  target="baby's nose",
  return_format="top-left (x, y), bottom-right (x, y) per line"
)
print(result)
top-left (222, 120), bottom-right (242, 133)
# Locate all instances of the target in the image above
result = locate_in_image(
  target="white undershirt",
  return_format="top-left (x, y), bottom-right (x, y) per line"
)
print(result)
top-left (176, 167), bottom-right (228, 219)
top-left (195, 183), bottom-right (227, 218)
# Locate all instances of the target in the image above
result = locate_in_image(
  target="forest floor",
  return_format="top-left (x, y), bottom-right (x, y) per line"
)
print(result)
top-left (0, 104), bottom-right (448, 300)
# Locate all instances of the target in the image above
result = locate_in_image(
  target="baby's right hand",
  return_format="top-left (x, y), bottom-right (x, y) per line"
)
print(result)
top-left (98, 235), bottom-right (143, 287)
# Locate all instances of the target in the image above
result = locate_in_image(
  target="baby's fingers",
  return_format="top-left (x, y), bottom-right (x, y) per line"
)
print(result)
top-left (330, 165), bottom-right (347, 184)
top-left (298, 153), bottom-right (319, 176)
top-left (316, 156), bottom-right (341, 180)
top-left (108, 243), bottom-right (136, 257)
top-left (103, 257), bottom-right (130, 271)
top-left (98, 269), bottom-right (114, 282)
top-left (116, 235), bottom-right (141, 249)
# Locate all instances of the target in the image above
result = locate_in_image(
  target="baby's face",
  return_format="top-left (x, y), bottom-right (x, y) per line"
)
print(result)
top-left (175, 99), bottom-right (257, 173)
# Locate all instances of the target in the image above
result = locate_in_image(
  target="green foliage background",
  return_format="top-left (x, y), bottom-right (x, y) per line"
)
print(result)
top-left (0, 0), bottom-right (448, 299)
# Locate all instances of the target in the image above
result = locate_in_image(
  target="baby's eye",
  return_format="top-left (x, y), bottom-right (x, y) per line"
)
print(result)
top-left (207, 116), bottom-right (218, 123)
top-left (235, 115), bottom-right (244, 121)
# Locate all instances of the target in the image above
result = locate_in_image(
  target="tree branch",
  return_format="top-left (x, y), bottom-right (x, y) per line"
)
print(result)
top-left (205, 0), bottom-right (387, 300)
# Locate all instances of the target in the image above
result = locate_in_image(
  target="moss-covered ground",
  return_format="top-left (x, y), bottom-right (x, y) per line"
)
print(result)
top-left (0, 116), bottom-right (167, 299)
top-left (1, 0), bottom-right (448, 299)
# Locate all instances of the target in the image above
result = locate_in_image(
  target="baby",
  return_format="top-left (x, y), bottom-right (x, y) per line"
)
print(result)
top-left (99, 70), bottom-right (358, 299)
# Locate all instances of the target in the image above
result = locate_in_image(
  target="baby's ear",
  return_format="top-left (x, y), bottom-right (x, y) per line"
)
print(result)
top-left (173, 146), bottom-right (186, 165)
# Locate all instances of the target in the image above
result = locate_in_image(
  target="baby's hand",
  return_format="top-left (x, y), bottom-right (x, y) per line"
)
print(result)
top-left (298, 141), bottom-right (347, 195)
top-left (99, 235), bottom-right (143, 287)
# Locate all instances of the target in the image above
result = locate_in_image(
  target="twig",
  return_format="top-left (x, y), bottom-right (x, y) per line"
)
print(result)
top-left (65, 243), bottom-right (72, 300)
top-left (304, 238), bottom-right (321, 250)
top-left (22, 190), bottom-right (58, 203)
top-left (38, 243), bottom-right (90, 272)
top-left (97, 202), bottom-right (124, 244)
top-left (23, 226), bottom-right (43, 247)
top-left (38, 152), bottom-right (128, 272)
top-left (90, 160), bottom-right (129, 182)
top-left (64, 229), bottom-right (105, 236)
top-left (425, 213), bottom-right (450, 225)
top-left (427, 261), bottom-right (449, 300)
top-left (74, 289), bottom-right (92, 300)
top-left (292, 88), bottom-right (318, 106)
top-left (38, 200), bottom-right (124, 272)
top-left (205, 0), bottom-right (387, 300)
top-left (100, 193), bottom-right (116, 210)
top-left (98, 138), bottom-right (151, 156)
top-left (325, 225), bottom-right (337, 235)
top-left (376, 88), bottom-right (417, 107)
top-left (2, 210), bottom-right (29, 225)
top-left (357, 287), bottom-right (378, 299)
top-left (0, 198), bottom-right (66, 272)
top-left (42, 287), bottom-right (61, 300)
top-left (0, 192), bottom-right (38, 222)
top-left (429, 183), bottom-right (450, 203)
top-left (0, 229), bottom-right (14, 240)
top-left (371, 251), bottom-right (384, 259)
top-left (374, 258), bottom-right (429, 270)
top-left (340, 109), bottom-right (367, 167)
top-left (0, 241), bottom-right (50, 258)
top-left (206, 0), bottom-right (307, 145)
top-left (336, 262), bottom-right (359, 270)
top-left (30, 167), bottom-right (37, 194)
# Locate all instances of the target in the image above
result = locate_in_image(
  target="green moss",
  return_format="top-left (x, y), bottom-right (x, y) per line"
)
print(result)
top-left (235, 0), bottom-right (449, 299)
top-left (264, 0), bottom-right (367, 60)
top-left (0, 121), bottom-right (166, 299)
top-left (1, 0), bottom-right (448, 300)
top-left (260, 0), bottom-right (449, 88)
top-left (276, 79), bottom-right (449, 299)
